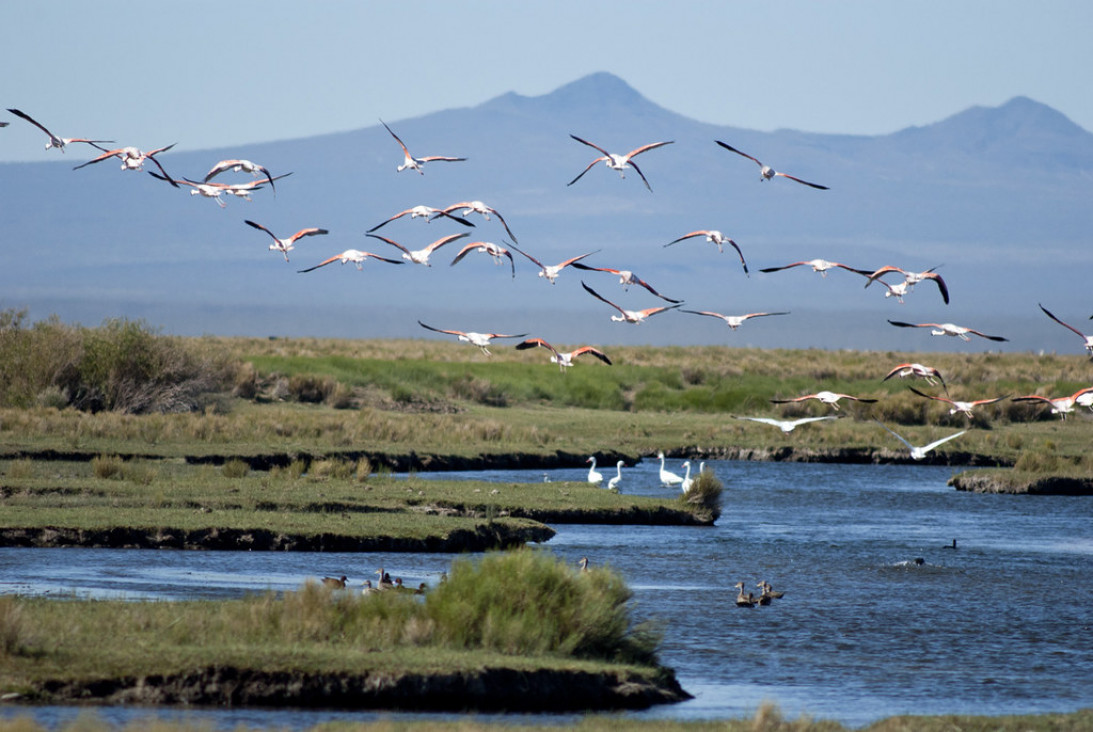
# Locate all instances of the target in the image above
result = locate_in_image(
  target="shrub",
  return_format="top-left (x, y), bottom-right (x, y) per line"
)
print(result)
top-left (7, 459), bottom-right (35, 480)
top-left (91, 454), bottom-right (124, 480)
top-left (681, 468), bottom-right (723, 523)
top-left (221, 459), bottom-right (250, 479)
top-left (0, 596), bottom-right (33, 658)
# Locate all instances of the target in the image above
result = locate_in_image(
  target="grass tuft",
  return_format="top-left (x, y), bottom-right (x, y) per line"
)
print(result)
top-left (680, 469), bottom-right (723, 524)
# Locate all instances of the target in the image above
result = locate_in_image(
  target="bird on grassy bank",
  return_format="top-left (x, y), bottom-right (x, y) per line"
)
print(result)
top-left (771, 391), bottom-right (877, 411)
top-left (608, 461), bottom-right (624, 491)
top-left (657, 452), bottom-right (684, 488)
top-left (735, 415), bottom-right (840, 433)
top-left (417, 321), bottom-right (527, 355)
top-left (508, 244), bottom-right (598, 284)
top-left (1012, 387), bottom-right (1093, 420)
top-left (733, 581), bottom-right (757, 607)
top-left (759, 259), bottom-right (871, 278)
top-left (449, 241), bottom-right (516, 277)
top-left (570, 262), bottom-right (681, 302)
top-left (581, 282), bottom-right (681, 324)
top-left (367, 232), bottom-right (469, 266)
top-left (244, 220), bottom-right (328, 262)
top-left (297, 249), bottom-right (403, 273)
top-left (567, 135), bottom-right (673, 191)
top-left (875, 422), bottom-right (967, 460)
top-left (381, 119), bottom-right (465, 174)
top-left (361, 580), bottom-right (378, 595)
top-left (664, 230), bottom-right (749, 275)
top-left (865, 266), bottom-right (949, 305)
top-left (682, 309), bottom-right (789, 331)
top-left (887, 320), bottom-right (1008, 342)
top-left (6, 108), bottom-right (112, 152)
top-left (715, 141), bottom-right (829, 189)
top-left (367, 205), bottom-right (475, 234)
top-left (908, 387), bottom-right (1008, 419)
top-left (1039, 303), bottom-right (1093, 358)
top-left (515, 338), bottom-right (612, 371)
top-left (433, 201), bottom-right (518, 243)
top-left (321, 575), bottom-right (348, 589)
top-left (586, 456), bottom-right (604, 486)
top-left (203, 158), bottom-right (278, 192)
top-left (680, 461), bottom-right (694, 493)
top-left (882, 363), bottom-right (947, 393)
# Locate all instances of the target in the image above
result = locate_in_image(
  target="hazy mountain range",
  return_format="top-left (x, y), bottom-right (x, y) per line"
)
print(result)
top-left (2, 72), bottom-right (1091, 354)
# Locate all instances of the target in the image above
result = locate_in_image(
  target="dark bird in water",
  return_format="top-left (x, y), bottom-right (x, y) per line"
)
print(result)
top-left (321, 575), bottom-right (348, 589)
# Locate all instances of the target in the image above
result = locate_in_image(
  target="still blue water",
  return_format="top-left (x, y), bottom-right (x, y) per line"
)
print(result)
top-left (2, 459), bottom-right (1092, 729)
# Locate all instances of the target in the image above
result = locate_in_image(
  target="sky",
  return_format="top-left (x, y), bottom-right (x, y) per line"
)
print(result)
top-left (3, 1), bottom-right (1092, 163)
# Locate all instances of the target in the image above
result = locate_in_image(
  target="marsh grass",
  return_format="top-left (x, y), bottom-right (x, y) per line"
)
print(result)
top-left (680, 469), bottom-right (723, 523)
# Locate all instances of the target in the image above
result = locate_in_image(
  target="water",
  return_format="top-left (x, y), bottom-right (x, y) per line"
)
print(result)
top-left (3, 459), bottom-right (1092, 729)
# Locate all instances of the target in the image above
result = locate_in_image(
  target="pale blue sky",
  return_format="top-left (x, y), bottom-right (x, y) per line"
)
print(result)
top-left (3, 1), bottom-right (1091, 162)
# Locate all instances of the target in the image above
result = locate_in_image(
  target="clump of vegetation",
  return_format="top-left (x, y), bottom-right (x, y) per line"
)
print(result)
top-left (680, 469), bottom-right (723, 524)
top-left (91, 454), bottom-right (124, 479)
top-left (0, 596), bottom-right (33, 658)
top-left (221, 458), bottom-right (250, 478)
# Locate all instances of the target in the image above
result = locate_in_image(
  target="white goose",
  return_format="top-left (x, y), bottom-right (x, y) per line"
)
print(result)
top-left (657, 451), bottom-right (684, 488)
top-left (680, 461), bottom-right (694, 493)
top-left (586, 457), bottom-right (604, 485)
top-left (567, 135), bottom-right (673, 191)
top-left (607, 461), bottom-right (623, 491)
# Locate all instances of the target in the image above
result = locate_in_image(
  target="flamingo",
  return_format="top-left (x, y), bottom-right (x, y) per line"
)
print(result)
top-left (1039, 303), bottom-right (1093, 357)
top-left (759, 259), bottom-right (870, 278)
top-left (873, 278), bottom-right (912, 304)
top-left (366, 232), bottom-right (469, 266)
top-left (366, 205), bottom-right (474, 234)
top-left (297, 249), bottom-right (403, 273)
top-left (508, 244), bottom-right (598, 284)
top-left (681, 309), bottom-right (789, 331)
top-left (147, 171), bottom-right (236, 206)
top-left (664, 230), bottom-right (749, 275)
top-left (888, 320), bottom-right (1008, 342)
top-left (865, 266), bottom-right (949, 305)
top-left (6, 108), bottom-right (111, 152)
top-left (607, 461), bottom-right (624, 491)
top-left (381, 119), bottom-right (465, 174)
top-left (515, 338), bottom-right (612, 371)
top-left (199, 173), bottom-right (291, 201)
top-left (1012, 387), bottom-right (1093, 420)
top-left (567, 135), bottom-right (673, 191)
top-left (882, 363), bottom-right (947, 392)
top-left (680, 461), bottom-right (694, 493)
top-left (734, 415), bottom-right (840, 433)
top-left (771, 391), bottom-right (877, 411)
top-left (570, 262), bottom-right (680, 303)
top-left (73, 143), bottom-right (177, 183)
top-left (733, 581), bottom-right (757, 608)
top-left (908, 387), bottom-right (1008, 419)
top-left (203, 158), bottom-right (277, 193)
top-left (657, 451), bottom-right (684, 488)
top-left (417, 321), bottom-right (527, 355)
top-left (244, 220), bottom-right (328, 262)
top-left (434, 201), bottom-right (518, 243)
top-left (586, 457), bottom-right (604, 485)
top-left (581, 282), bottom-right (681, 324)
top-left (449, 240), bottom-right (516, 277)
top-left (876, 422), bottom-right (967, 460)
top-left (715, 140), bottom-right (829, 189)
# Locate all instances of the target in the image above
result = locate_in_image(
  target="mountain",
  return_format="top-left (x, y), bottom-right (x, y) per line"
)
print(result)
top-left (2, 73), bottom-right (1091, 354)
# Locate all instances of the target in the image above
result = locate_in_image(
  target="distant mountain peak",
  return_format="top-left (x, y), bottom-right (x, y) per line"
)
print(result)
top-left (478, 72), bottom-right (669, 119)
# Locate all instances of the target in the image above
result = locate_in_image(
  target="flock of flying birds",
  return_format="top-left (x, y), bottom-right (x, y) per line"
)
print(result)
top-left (5, 105), bottom-right (1092, 473)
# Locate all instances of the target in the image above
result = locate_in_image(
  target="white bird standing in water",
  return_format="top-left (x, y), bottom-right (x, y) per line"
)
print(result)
top-left (875, 422), bottom-right (967, 460)
top-left (607, 461), bottom-right (624, 491)
top-left (567, 135), bottom-right (673, 191)
top-left (657, 451), bottom-right (683, 488)
top-left (680, 461), bottom-right (694, 493)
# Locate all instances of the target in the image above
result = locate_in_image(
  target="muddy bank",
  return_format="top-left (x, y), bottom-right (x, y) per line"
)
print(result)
top-left (949, 471), bottom-right (1093, 495)
top-left (15, 665), bottom-right (690, 712)
top-left (0, 522), bottom-right (555, 552)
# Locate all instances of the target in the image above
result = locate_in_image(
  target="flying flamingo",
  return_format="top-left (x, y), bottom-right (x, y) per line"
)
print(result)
top-left (6, 108), bottom-right (112, 152)
top-left (759, 259), bottom-right (870, 278)
top-left (681, 309), bottom-right (789, 331)
top-left (1039, 303), bottom-right (1093, 357)
top-left (715, 140), bottom-right (829, 189)
top-left (570, 262), bottom-right (680, 303)
top-left (297, 249), bottom-right (403, 274)
top-left (417, 321), bottom-right (527, 355)
top-left (586, 457), bottom-right (604, 486)
top-left (664, 230), bottom-right (749, 275)
top-left (366, 205), bottom-right (474, 234)
top-left (515, 338), bottom-right (612, 371)
top-left (244, 220), bottom-right (329, 262)
top-left (203, 158), bottom-right (277, 193)
top-left (366, 232), bottom-right (469, 266)
top-left (581, 282), bottom-right (681, 324)
top-left (381, 119), bottom-right (465, 174)
top-left (875, 422), bottom-right (967, 461)
top-left (508, 244), bottom-right (598, 284)
top-left (771, 391), bottom-right (877, 411)
top-left (1012, 387), bottom-right (1093, 420)
top-left (198, 173), bottom-right (291, 201)
top-left (907, 387), bottom-right (1008, 419)
top-left (882, 362), bottom-right (947, 392)
top-left (567, 135), bottom-right (673, 191)
top-left (888, 320), bottom-right (1008, 342)
top-left (865, 266), bottom-right (949, 305)
top-left (148, 171), bottom-right (257, 205)
top-left (433, 201), bottom-right (518, 243)
top-left (449, 241), bottom-right (516, 277)
top-left (657, 451), bottom-right (684, 488)
top-left (74, 142), bottom-right (177, 183)
top-left (734, 416), bottom-right (840, 433)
